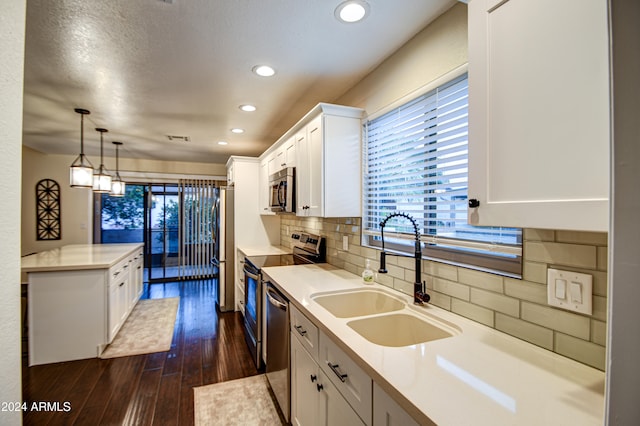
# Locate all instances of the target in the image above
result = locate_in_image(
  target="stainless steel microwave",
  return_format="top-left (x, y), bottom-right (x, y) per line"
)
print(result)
top-left (269, 167), bottom-right (295, 213)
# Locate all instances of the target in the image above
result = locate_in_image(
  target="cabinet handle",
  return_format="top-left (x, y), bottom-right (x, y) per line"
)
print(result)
top-left (310, 374), bottom-right (317, 383)
top-left (468, 198), bottom-right (480, 208)
top-left (137, 266), bottom-right (141, 270)
top-left (316, 383), bottom-right (324, 392)
top-left (119, 282), bottom-right (125, 287)
top-left (295, 325), bottom-right (307, 336)
top-left (327, 362), bottom-right (348, 382)
top-left (113, 271), bottom-right (120, 277)
top-left (124, 264), bottom-right (129, 268)
top-left (281, 163), bottom-right (286, 167)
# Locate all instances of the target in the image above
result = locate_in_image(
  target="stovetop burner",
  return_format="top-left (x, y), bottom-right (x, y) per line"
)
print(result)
top-left (244, 232), bottom-right (325, 271)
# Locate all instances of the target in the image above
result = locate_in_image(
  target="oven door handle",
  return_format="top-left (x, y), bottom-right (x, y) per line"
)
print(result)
top-left (266, 287), bottom-right (288, 311)
top-left (243, 266), bottom-right (260, 282)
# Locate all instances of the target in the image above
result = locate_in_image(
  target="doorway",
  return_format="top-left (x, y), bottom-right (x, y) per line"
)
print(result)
top-left (95, 182), bottom-right (216, 283)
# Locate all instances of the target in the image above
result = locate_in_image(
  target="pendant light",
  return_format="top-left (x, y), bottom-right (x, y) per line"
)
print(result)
top-left (110, 141), bottom-right (126, 197)
top-left (69, 108), bottom-right (94, 188)
top-left (92, 128), bottom-right (112, 192)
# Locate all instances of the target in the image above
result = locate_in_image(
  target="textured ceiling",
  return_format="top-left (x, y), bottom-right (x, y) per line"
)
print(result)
top-left (22, 0), bottom-right (456, 164)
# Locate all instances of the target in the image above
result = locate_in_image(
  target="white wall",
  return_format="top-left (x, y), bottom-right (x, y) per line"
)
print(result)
top-left (1, 0), bottom-right (26, 424)
top-left (22, 147), bottom-right (93, 255)
top-left (21, 147), bottom-right (227, 255)
top-left (336, 3), bottom-right (467, 115)
top-left (606, 0), bottom-right (640, 423)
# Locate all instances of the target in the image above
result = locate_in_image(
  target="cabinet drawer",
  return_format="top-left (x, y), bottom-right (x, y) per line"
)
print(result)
top-left (319, 331), bottom-right (372, 425)
top-left (109, 258), bottom-right (130, 285)
top-left (290, 304), bottom-right (319, 360)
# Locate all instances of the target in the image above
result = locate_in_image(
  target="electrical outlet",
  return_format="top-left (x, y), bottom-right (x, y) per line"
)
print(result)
top-left (343, 235), bottom-right (349, 251)
top-left (547, 268), bottom-right (592, 315)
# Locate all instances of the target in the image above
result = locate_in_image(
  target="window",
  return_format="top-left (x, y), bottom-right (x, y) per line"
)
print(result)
top-left (363, 73), bottom-right (522, 276)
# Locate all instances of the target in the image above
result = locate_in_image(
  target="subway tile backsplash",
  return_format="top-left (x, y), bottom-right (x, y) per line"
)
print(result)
top-left (281, 216), bottom-right (608, 371)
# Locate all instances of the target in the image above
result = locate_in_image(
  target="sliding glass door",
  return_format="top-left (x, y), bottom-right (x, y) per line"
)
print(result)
top-left (97, 182), bottom-right (217, 283)
top-left (148, 184), bottom-right (180, 281)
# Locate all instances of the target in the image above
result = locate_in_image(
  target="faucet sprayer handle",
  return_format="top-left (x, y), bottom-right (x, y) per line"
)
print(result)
top-left (378, 251), bottom-right (388, 273)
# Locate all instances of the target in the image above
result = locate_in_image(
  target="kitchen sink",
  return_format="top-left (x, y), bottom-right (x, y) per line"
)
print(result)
top-left (347, 313), bottom-right (458, 347)
top-left (311, 289), bottom-right (405, 318)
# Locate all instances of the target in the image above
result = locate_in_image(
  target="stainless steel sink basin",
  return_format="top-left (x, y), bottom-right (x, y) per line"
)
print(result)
top-left (312, 289), bottom-right (405, 318)
top-left (347, 313), bottom-right (457, 347)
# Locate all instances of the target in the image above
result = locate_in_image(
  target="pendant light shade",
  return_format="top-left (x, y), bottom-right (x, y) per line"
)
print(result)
top-left (92, 128), bottom-right (112, 192)
top-left (110, 141), bottom-right (126, 197)
top-left (69, 108), bottom-right (95, 188)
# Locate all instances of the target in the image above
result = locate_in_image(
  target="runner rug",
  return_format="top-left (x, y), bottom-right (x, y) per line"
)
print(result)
top-left (100, 297), bottom-right (179, 359)
top-left (194, 375), bottom-right (282, 425)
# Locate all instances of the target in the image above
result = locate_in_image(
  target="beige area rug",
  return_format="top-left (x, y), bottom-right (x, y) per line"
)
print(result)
top-left (100, 297), bottom-right (179, 359)
top-left (194, 375), bottom-right (283, 426)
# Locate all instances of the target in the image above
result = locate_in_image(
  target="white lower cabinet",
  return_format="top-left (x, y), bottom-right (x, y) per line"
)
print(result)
top-left (373, 383), bottom-right (420, 426)
top-left (25, 244), bottom-right (144, 365)
top-left (291, 332), bottom-right (364, 426)
top-left (107, 249), bottom-right (144, 343)
top-left (291, 332), bottom-right (321, 426)
top-left (289, 305), bottom-right (421, 426)
top-left (318, 331), bottom-right (372, 425)
top-left (108, 258), bottom-right (130, 342)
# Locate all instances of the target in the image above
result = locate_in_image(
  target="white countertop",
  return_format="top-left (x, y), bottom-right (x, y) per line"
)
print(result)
top-left (21, 243), bottom-right (144, 273)
top-left (238, 245), bottom-right (292, 257)
top-left (262, 263), bottom-right (605, 426)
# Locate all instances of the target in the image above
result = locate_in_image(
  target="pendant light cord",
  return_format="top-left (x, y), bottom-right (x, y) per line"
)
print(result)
top-left (80, 113), bottom-right (85, 155)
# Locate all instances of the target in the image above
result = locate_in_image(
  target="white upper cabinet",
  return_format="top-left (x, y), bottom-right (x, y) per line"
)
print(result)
top-left (258, 157), bottom-right (273, 215)
top-left (467, 0), bottom-right (610, 231)
top-left (295, 104), bottom-right (364, 217)
top-left (267, 136), bottom-right (297, 176)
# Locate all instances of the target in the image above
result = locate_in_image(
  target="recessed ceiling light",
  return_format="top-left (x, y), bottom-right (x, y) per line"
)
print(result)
top-left (252, 65), bottom-right (276, 77)
top-left (218, 141), bottom-right (228, 145)
top-left (231, 128), bottom-right (244, 134)
top-left (239, 104), bottom-right (257, 112)
top-left (335, 0), bottom-right (370, 23)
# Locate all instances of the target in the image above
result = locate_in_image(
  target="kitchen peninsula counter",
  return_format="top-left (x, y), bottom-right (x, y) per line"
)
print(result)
top-left (262, 263), bottom-right (605, 426)
top-left (22, 244), bottom-right (144, 366)
top-left (22, 243), bottom-right (143, 272)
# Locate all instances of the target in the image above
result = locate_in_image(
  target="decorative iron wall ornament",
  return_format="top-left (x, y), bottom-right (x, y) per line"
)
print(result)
top-left (36, 179), bottom-right (61, 240)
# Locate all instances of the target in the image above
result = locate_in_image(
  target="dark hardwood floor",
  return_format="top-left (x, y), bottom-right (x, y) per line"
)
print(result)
top-left (22, 280), bottom-right (260, 426)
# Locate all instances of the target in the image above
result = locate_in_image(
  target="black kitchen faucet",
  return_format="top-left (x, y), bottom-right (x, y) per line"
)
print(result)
top-left (377, 212), bottom-right (430, 305)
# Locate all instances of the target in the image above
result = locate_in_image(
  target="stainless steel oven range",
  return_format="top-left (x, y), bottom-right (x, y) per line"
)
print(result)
top-left (241, 233), bottom-right (325, 371)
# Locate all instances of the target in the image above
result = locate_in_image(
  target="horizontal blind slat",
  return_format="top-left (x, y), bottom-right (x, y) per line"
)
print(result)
top-left (364, 73), bottom-right (522, 254)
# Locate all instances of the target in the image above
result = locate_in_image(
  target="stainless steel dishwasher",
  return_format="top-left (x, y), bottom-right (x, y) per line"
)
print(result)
top-left (265, 280), bottom-right (290, 423)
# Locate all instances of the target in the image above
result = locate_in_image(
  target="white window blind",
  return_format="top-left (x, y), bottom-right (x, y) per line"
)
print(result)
top-left (179, 179), bottom-right (216, 279)
top-left (363, 74), bottom-right (522, 274)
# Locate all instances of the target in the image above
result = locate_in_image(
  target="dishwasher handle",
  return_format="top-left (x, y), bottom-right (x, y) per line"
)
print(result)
top-left (266, 285), bottom-right (288, 311)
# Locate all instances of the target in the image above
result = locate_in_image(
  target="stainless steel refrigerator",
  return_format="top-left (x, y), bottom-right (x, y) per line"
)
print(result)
top-left (212, 186), bottom-right (235, 312)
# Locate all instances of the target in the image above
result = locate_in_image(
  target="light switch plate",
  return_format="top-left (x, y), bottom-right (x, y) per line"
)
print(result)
top-left (547, 268), bottom-right (592, 315)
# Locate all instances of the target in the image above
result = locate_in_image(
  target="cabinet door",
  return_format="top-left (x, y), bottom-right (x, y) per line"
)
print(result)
top-left (306, 115), bottom-right (323, 217)
top-left (258, 158), bottom-right (272, 215)
top-left (267, 152), bottom-right (280, 176)
top-left (291, 332), bottom-right (320, 426)
top-left (468, 0), bottom-right (609, 231)
top-left (108, 283), bottom-right (120, 342)
top-left (128, 260), bottom-right (137, 308)
top-left (318, 370), bottom-right (365, 426)
top-left (373, 382), bottom-right (419, 426)
top-left (318, 331), bottom-right (372, 425)
top-left (296, 127), bottom-right (311, 215)
top-left (284, 136), bottom-right (297, 168)
top-left (135, 252), bottom-right (143, 299)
